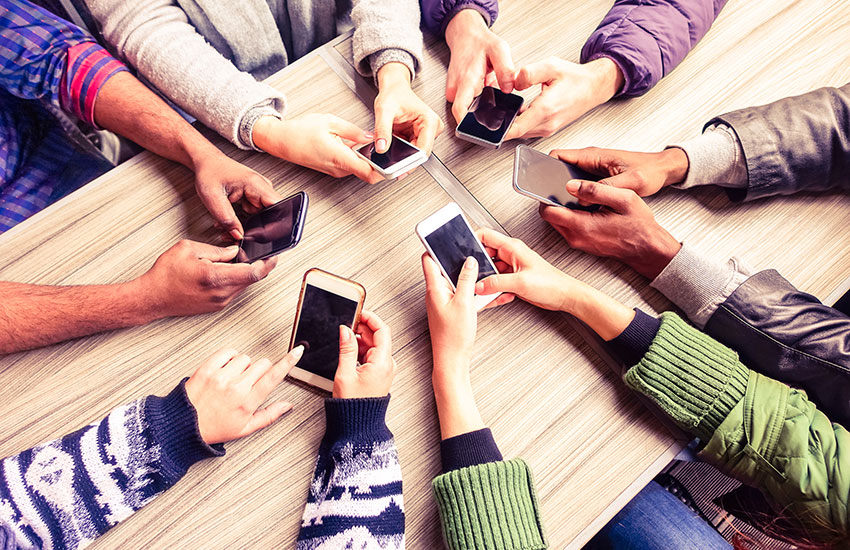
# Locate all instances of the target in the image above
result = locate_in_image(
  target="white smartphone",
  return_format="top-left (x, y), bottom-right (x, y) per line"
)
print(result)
top-left (513, 145), bottom-right (600, 211)
top-left (356, 135), bottom-right (428, 178)
top-left (288, 268), bottom-right (366, 392)
top-left (415, 202), bottom-right (501, 310)
top-left (455, 86), bottom-right (524, 149)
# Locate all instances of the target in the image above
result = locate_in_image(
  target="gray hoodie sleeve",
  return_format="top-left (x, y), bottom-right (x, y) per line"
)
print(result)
top-left (352, 0), bottom-right (423, 79)
top-left (84, 0), bottom-right (286, 151)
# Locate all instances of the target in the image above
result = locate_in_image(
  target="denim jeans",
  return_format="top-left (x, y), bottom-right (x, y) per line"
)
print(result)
top-left (584, 481), bottom-right (732, 550)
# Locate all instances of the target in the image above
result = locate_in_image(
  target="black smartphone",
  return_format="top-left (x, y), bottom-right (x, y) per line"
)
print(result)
top-left (455, 86), bottom-right (524, 149)
top-left (512, 146), bottom-right (600, 212)
top-left (234, 191), bottom-right (308, 263)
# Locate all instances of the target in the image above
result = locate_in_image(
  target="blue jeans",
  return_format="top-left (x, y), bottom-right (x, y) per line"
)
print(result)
top-left (584, 481), bottom-right (732, 550)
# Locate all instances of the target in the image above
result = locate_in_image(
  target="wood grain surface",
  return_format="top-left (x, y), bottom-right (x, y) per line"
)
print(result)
top-left (1, 0), bottom-right (847, 548)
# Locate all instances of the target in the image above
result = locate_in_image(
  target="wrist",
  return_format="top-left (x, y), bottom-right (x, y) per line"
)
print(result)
top-left (377, 62), bottom-right (412, 90)
top-left (586, 57), bottom-right (624, 102)
top-left (631, 228), bottom-right (682, 280)
top-left (127, 274), bottom-right (168, 323)
top-left (659, 147), bottom-right (689, 187)
top-left (445, 8), bottom-right (488, 50)
top-left (252, 115), bottom-right (290, 158)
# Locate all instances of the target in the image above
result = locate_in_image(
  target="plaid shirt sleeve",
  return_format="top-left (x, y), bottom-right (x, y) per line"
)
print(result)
top-left (0, 0), bottom-right (128, 125)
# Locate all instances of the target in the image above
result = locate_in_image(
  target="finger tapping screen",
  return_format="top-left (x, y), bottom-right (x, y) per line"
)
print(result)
top-left (359, 139), bottom-right (419, 170)
top-left (424, 215), bottom-right (496, 285)
top-left (293, 285), bottom-right (358, 380)
top-left (457, 87), bottom-right (523, 142)
top-left (237, 194), bottom-right (303, 262)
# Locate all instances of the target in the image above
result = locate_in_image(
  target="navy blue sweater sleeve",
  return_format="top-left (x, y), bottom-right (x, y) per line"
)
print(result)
top-left (297, 396), bottom-right (405, 549)
top-left (0, 380), bottom-right (222, 549)
top-left (610, 308), bottom-right (661, 366)
top-left (440, 428), bottom-right (503, 473)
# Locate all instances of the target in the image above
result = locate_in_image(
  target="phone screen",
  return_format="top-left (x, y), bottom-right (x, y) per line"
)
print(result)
top-left (516, 148), bottom-right (598, 208)
top-left (358, 138), bottom-right (420, 171)
top-left (457, 87), bottom-right (523, 144)
top-left (236, 192), bottom-right (306, 263)
top-left (292, 284), bottom-right (359, 381)
top-left (424, 214), bottom-right (496, 285)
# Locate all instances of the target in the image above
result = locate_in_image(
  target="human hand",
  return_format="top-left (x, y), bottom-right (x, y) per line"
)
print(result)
top-left (192, 153), bottom-right (282, 241)
top-left (185, 346), bottom-right (302, 444)
top-left (422, 253), bottom-right (479, 376)
top-left (504, 57), bottom-right (624, 140)
top-left (539, 180), bottom-right (681, 279)
top-left (548, 147), bottom-right (689, 197)
top-left (138, 240), bottom-right (277, 318)
top-left (444, 8), bottom-right (515, 124)
top-left (374, 62), bottom-right (443, 156)
top-left (473, 228), bottom-right (577, 312)
top-left (333, 310), bottom-right (397, 399)
top-left (253, 114), bottom-right (383, 184)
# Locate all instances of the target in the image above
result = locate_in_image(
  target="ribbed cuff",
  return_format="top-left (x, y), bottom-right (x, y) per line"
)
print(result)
top-left (433, 458), bottom-right (547, 550)
top-left (624, 313), bottom-right (749, 441)
top-left (241, 102), bottom-right (284, 152)
top-left (651, 242), bottom-right (753, 328)
top-left (610, 308), bottom-right (661, 367)
top-left (323, 395), bottom-right (393, 444)
top-left (144, 379), bottom-right (225, 486)
top-left (369, 49), bottom-right (417, 81)
top-left (668, 124), bottom-right (748, 190)
top-left (441, 428), bottom-right (503, 473)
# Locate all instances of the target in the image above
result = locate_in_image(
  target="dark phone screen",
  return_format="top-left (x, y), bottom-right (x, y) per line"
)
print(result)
top-left (515, 147), bottom-right (599, 208)
top-left (292, 284), bottom-right (359, 381)
top-left (457, 87), bottom-right (523, 144)
top-left (424, 214), bottom-right (496, 286)
top-left (236, 193), bottom-right (306, 263)
top-left (358, 138), bottom-right (420, 171)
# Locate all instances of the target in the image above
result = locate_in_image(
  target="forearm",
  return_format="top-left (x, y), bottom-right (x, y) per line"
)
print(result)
top-left (0, 279), bottom-right (158, 354)
top-left (563, 280), bottom-right (637, 342)
top-left (93, 71), bottom-right (221, 172)
top-left (432, 366), bottom-right (486, 440)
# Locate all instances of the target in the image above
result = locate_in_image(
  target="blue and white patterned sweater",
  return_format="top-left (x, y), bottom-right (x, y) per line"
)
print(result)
top-left (0, 381), bottom-right (222, 550)
top-left (0, 384), bottom-right (404, 549)
top-left (297, 396), bottom-right (405, 550)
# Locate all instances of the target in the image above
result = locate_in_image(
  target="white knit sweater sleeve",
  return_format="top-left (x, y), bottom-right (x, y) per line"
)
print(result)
top-left (84, 0), bottom-right (286, 150)
top-left (351, 0), bottom-right (423, 79)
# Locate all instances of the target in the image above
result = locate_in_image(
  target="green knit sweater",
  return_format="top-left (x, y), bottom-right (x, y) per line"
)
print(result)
top-left (432, 458), bottom-right (547, 550)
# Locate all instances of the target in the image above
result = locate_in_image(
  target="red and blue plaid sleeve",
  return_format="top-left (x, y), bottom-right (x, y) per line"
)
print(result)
top-left (0, 0), bottom-right (127, 125)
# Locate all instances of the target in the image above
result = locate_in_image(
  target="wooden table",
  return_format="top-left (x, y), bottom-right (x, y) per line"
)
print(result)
top-left (2, 0), bottom-right (849, 548)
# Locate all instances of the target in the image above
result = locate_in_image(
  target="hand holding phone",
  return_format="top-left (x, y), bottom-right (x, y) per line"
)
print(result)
top-left (455, 86), bottom-right (523, 149)
top-left (355, 136), bottom-right (428, 179)
top-left (288, 269), bottom-right (366, 392)
top-left (513, 146), bottom-right (600, 211)
top-left (234, 191), bottom-right (308, 263)
top-left (415, 203), bottom-right (502, 310)
top-left (333, 310), bottom-right (396, 399)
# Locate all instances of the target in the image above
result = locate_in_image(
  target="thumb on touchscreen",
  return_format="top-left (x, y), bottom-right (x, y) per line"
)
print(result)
top-left (455, 256), bottom-right (478, 303)
top-left (337, 325), bottom-right (359, 374)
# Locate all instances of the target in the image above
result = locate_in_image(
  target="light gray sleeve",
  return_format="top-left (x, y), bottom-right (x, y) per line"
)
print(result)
top-left (84, 0), bottom-right (286, 150)
top-left (651, 242), bottom-right (753, 328)
top-left (351, 0), bottom-right (423, 79)
top-left (668, 124), bottom-right (748, 189)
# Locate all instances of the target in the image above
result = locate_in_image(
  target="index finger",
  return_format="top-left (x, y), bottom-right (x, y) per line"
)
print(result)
top-left (413, 113), bottom-right (441, 157)
top-left (208, 257), bottom-right (277, 286)
top-left (451, 80), bottom-right (479, 125)
top-left (504, 102), bottom-right (546, 141)
top-left (340, 146), bottom-right (385, 184)
top-left (357, 310), bottom-right (392, 362)
top-left (422, 252), bottom-right (453, 296)
top-left (252, 349), bottom-right (301, 404)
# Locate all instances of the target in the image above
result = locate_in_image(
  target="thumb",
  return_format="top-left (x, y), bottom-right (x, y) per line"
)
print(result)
top-left (373, 101), bottom-right (395, 154)
top-left (192, 242), bottom-right (241, 263)
top-left (455, 256), bottom-right (479, 300)
top-left (239, 401), bottom-right (293, 438)
top-left (514, 61), bottom-right (550, 90)
top-left (475, 272), bottom-right (520, 296)
top-left (566, 179), bottom-right (634, 212)
top-left (337, 325), bottom-right (359, 373)
top-left (198, 187), bottom-right (244, 241)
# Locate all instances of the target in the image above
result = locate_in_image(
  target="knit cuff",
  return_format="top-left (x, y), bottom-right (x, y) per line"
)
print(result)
top-left (441, 428), bottom-right (503, 473)
top-left (323, 395), bottom-right (393, 444)
top-left (144, 379), bottom-right (225, 486)
top-left (668, 124), bottom-right (748, 190)
top-left (623, 313), bottom-right (749, 440)
top-left (369, 49), bottom-right (417, 81)
top-left (609, 308), bottom-right (661, 367)
top-left (239, 101), bottom-right (285, 152)
top-left (432, 458), bottom-right (547, 550)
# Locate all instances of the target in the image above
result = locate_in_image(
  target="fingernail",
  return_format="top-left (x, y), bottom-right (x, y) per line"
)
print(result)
top-left (230, 229), bottom-right (243, 241)
top-left (291, 345), bottom-right (304, 361)
top-left (339, 325), bottom-right (351, 342)
top-left (475, 281), bottom-right (485, 292)
top-left (464, 256), bottom-right (477, 269)
top-left (364, 132), bottom-right (375, 140)
top-left (566, 180), bottom-right (581, 194)
top-left (227, 244), bottom-right (240, 251)
top-left (376, 138), bottom-right (387, 152)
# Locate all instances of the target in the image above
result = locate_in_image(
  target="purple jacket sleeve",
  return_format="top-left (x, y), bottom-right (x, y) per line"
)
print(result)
top-left (420, 0), bottom-right (498, 35)
top-left (581, 0), bottom-right (727, 97)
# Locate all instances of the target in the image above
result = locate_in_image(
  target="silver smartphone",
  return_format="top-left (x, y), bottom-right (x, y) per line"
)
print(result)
top-left (513, 145), bottom-right (600, 210)
top-left (455, 86), bottom-right (524, 149)
top-left (355, 136), bottom-right (428, 178)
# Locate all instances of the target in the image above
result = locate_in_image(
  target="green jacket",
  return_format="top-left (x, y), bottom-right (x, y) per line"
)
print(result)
top-left (625, 313), bottom-right (849, 537)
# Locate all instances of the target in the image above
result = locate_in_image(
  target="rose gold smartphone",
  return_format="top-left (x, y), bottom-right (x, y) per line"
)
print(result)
top-left (287, 268), bottom-right (366, 391)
